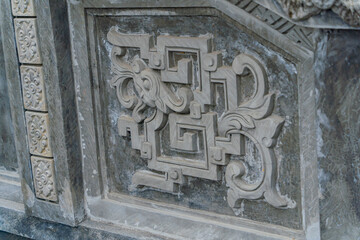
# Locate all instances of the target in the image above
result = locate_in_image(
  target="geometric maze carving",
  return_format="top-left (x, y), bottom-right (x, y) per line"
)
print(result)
top-left (108, 29), bottom-right (291, 211)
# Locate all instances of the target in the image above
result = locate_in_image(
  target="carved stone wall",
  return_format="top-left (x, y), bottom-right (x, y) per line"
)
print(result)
top-left (0, 0), bottom-right (359, 239)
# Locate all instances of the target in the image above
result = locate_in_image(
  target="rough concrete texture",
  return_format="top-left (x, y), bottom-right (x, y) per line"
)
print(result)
top-left (315, 29), bottom-right (360, 240)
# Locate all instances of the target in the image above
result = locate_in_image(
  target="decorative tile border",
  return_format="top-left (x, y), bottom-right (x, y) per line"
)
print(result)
top-left (31, 156), bottom-right (57, 201)
top-left (11, 0), bottom-right (57, 202)
top-left (20, 66), bottom-right (47, 111)
top-left (11, 0), bottom-right (36, 17)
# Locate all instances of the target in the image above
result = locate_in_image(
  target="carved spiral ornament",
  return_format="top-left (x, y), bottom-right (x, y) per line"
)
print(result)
top-left (108, 29), bottom-right (293, 212)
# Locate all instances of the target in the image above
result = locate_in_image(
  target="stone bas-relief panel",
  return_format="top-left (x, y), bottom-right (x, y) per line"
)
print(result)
top-left (14, 18), bottom-right (41, 64)
top-left (11, 0), bottom-right (35, 17)
top-left (31, 156), bottom-right (57, 202)
top-left (25, 111), bottom-right (52, 157)
top-left (94, 12), bottom-right (301, 228)
top-left (20, 66), bottom-right (47, 111)
top-left (108, 30), bottom-right (288, 210)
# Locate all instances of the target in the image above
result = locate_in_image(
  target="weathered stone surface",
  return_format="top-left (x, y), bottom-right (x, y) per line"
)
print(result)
top-left (0, 24), bottom-right (18, 171)
top-left (315, 29), bottom-right (360, 240)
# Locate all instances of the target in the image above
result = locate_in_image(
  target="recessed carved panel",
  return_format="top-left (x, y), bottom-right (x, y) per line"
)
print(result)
top-left (31, 156), bottom-right (57, 202)
top-left (11, 0), bottom-right (35, 16)
top-left (25, 111), bottom-right (52, 157)
top-left (108, 29), bottom-right (292, 211)
top-left (20, 66), bottom-right (47, 111)
top-left (14, 18), bottom-right (41, 64)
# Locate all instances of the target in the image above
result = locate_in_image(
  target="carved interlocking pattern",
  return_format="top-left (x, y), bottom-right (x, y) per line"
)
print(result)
top-left (108, 29), bottom-right (291, 211)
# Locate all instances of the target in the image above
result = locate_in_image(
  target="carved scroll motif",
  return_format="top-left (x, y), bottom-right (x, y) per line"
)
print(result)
top-left (108, 29), bottom-right (292, 211)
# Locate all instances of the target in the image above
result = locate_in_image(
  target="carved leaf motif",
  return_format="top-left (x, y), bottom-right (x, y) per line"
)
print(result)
top-left (109, 42), bottom-right (193, 122)
top-left (218, 94), bottom-right (275, 136)
top-left (110, 47), bottom-right (138, 109)
top-left (14, 19), bottom-right (41, 63)
top-left (21, 66), bottom-right (46, 111)
top-left (13, 0), bottom-right (30, 13)
top-left (26, 112), bottom-right (52, 157)
top-left (31, 157), bottom-right (57, 201)
top-left (12, 0), bottom-right (35, 16)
